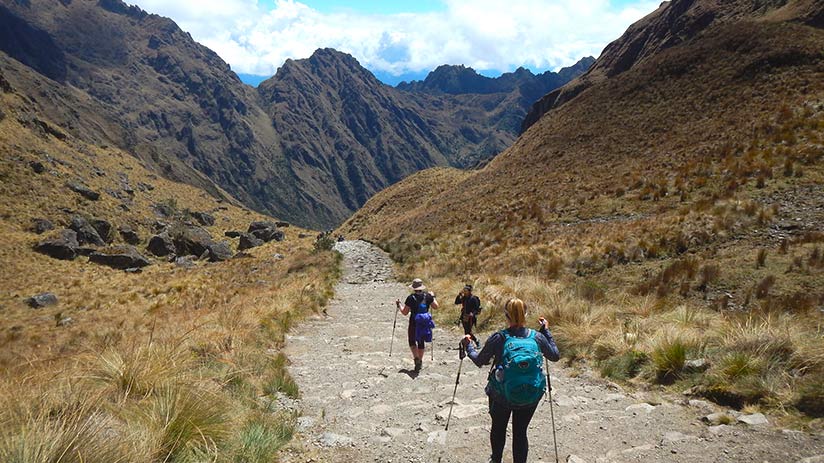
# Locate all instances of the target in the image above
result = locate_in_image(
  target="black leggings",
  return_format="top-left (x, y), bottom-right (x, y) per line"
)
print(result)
top-left (461, 319), bottom-right (478, 342)
top-left (488, 398), bottom-right (539, 463)
top-left (407, 321), bottom-right (424, 349)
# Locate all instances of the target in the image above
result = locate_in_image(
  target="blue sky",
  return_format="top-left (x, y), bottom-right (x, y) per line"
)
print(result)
top-left (131, 0), bottom-right (661, 86)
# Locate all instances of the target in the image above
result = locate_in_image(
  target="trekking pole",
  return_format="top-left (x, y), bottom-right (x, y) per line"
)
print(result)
top-left (546, 358), bottom-right (559, 463)
top-left (445, 342), bottom-right (465, 431)
top-left (390, 300), bottom-right (400, 357)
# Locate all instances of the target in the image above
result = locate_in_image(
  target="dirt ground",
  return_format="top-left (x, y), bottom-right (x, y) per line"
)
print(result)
top-left (281, 240), bottom-right (824, 463)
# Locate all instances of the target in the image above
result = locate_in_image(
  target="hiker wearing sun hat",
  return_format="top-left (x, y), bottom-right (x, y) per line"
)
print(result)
top-left (395, 278), bottom-right (439, 371)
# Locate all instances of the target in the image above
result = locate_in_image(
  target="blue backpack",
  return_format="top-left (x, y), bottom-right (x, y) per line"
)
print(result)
top-left (412, 293), bottom-right (435, 342)
top-left (488, 329), bottom-right (546, 406)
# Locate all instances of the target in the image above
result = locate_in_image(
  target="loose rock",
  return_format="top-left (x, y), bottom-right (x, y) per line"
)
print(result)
top-left (206, 241), bottom-right (233, 262)
top-left (119, 225), bottom-right (141, 245)
top-left (172, 226), bottom-right (215, 257)
top-left (34, 229), bottom-right (79, 260)
top-left (738, 413), bottom-right (768, 426)
top-left (29, 160), bottom-right (46, 173)
top-left (66, 181), bottom-right (100, 200)
top-left (89, 245), bottom-right (151, 269)
top-left (239, 232), bottom-right (264, 250)
top-left (191, 211), bottom-right (215, 226)
top-left (147, 232), bottom-right (175, 256)
top-left (70, 215), bottom-right (105, 246)
top-left (90, 218), bottom-right (114, 243)
top-left (625, 403), bottom-right (655, 414)
top-left (31, 218), bottom-right (54, 234)
top-left (26, 292), bottom-right (58, 308)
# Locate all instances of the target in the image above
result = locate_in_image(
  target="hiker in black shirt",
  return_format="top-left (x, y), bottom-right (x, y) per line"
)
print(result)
top-left (396, 278), bottom-right (439, 372)
top-left (455, 284), bottom-right (480, 347)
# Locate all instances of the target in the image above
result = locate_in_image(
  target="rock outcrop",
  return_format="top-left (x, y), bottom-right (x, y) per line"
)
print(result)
top-left (34, 229), bottom-right (79, 260)
top-left (89, 245), bottom-right (151, 269)
top-left (69, 216), bottom-right (105, 246)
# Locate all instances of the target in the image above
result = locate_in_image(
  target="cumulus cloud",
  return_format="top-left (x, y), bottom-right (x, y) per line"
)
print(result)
top-left (130, 0), bottom-right (660, 77)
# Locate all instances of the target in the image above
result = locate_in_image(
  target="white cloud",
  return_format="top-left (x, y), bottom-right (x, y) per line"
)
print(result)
top-left (129, 0), bottom-right (661, 77)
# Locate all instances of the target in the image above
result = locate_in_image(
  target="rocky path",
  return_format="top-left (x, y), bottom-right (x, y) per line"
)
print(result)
top-left (282, 241), bottom-right (824, 463)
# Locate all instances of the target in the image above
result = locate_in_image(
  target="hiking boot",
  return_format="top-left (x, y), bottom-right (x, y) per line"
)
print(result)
top-left (474, 339), bottom-right (481, 349)
top-left (414, 358), bottom-right (422, 371)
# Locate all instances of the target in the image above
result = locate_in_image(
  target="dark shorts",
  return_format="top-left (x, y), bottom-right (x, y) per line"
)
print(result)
top-left (408, 321), bottom-right (425, 349)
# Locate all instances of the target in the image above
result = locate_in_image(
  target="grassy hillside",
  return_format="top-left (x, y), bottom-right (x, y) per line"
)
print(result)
top-left (0, 87), bottom-right (341, 460)
top-left (340, 19), bottom-right (824, 425)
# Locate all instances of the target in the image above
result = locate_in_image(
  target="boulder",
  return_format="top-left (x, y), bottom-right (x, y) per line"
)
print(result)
top-left (737, 413), bottom-right (768, 426)
top-left (191, 211), bottom-right (215, 226)
top-left (248, 221), bottom-right (284, 241)
top-left (90, 218), bottom-right (114, 243)
top-left (238, 232), bottom-right (264, 250)
top-left (684, 358), bottom-right (710, 373)
top-left (275, 221), bottom-right (290, 228)
top-left (172, 226), bottom-right (214, 257)
top-left (26, 292), bottom-right (58, 308)
top-left (29, 161), bottom-right (46, 174)
top-left (248, 221), bottom-right (278, 232)
top-left (31, 218), bottom-right (54, 234)
top-left (89, 245), bottom-right (151, 269)
top-left (119, 226), bottom-right (141, 245)
top-left (34, 229), bottom-right (78, 260)
top-left (224, 230), bottom-right (242, 238)
top-left (147, 232), bottom-right (175, 256)
top-left (66, 181), bottom-right (100, 201)
top-left (206, 241), bottom-right (233, 262)
top-left (70, 216), bottom-right (105, 246)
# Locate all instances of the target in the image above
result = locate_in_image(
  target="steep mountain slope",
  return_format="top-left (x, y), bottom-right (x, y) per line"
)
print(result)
top-left (522, 0), bottom-right (824, 131)
top-left (0, 0), bottom-right (590, 229)
top-left (340, 0), bottom-right (824, 418)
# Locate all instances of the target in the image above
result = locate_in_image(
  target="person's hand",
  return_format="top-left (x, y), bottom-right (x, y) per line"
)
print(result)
top-left (395, 299), bottom-right (401, 309)
top-left (538, 317), bottom-right (548, 329)
top-left (461, 335), bottom-right (472, 348)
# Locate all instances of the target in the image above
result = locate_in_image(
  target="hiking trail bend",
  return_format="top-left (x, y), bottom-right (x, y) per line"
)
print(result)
top-left (282, 240), bottom-right (824, 463)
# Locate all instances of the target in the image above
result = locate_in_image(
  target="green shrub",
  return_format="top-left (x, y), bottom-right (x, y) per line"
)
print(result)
top-left (262, 354), bottom-right (299, 399)
top-left (144, 387), bottom-right (231, 461)
top-left (228, 413), bottom-right (296, 463)
top-left (650, 338), bottom-right (687, 383)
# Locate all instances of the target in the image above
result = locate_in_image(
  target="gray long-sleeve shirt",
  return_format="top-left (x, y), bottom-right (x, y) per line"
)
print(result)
top-left (465, 325), bottom-right (560, 405)
top-left (466, 325), bottom-right (560, 367)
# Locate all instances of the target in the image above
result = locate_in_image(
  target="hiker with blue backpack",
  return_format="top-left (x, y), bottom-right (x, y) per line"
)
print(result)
top-left (396, 278), bottom-right (438, 372)
top-left (461, 298), bottom-right (560, 463)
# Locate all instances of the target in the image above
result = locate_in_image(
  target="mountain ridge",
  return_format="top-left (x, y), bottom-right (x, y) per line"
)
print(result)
top-left (0, 0), bottom-right (590, 229)
top-left (396, 57), bottom-right (595, 96)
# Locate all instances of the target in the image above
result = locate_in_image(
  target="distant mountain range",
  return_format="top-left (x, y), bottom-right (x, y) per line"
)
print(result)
top-left (0, 0), bottom-right (592, 229)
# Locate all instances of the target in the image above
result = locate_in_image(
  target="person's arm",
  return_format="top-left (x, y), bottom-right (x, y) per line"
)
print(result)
top-left (429, 292), bottom-right (439, 311)
top-left (464, 332), bottom-right (501, 367)
top-left (537, 318), bottom-right (560, 362)
top-left (455, 294), bottom-right (463, 305)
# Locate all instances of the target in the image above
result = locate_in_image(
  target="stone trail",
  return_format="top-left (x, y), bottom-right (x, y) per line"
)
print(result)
top-left (282, 240), bottom-right (824, 463)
